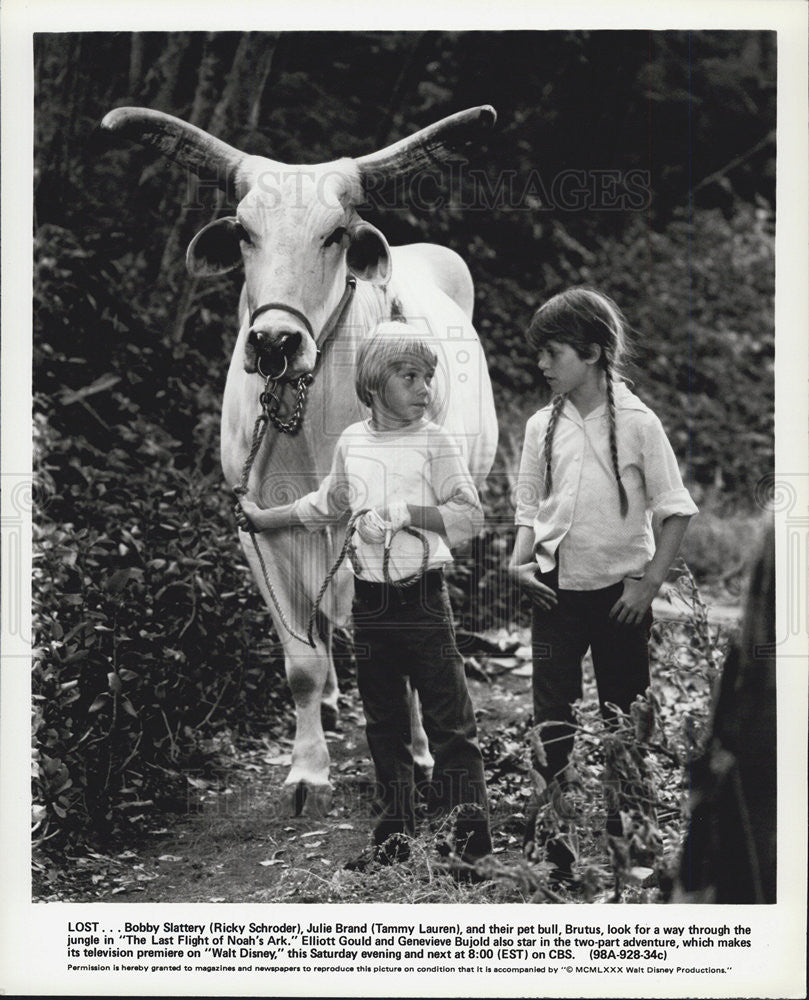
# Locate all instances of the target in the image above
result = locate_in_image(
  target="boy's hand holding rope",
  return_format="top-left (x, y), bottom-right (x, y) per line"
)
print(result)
top-left (355, 500), bottom-right (411, 544)
top-left (233, 493), bottom-right (429, 648)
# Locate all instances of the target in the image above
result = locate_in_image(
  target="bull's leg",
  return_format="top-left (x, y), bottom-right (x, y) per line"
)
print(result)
top-left (409, 686), bottom-right (434, 788)
top-left (238, 530), bottom-right (335, 816)
top-left (282, 639), bottom-right (334, 817)
top-left (320, 655), bottom-right (340, 733)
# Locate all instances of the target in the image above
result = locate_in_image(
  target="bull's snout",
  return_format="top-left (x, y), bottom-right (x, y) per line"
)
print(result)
top-left (248, 327), bottom-right (302, 359)
top-left (279, 331), bottom-right (302, 357)
top-left (244, 305), bottom-right (315, 376)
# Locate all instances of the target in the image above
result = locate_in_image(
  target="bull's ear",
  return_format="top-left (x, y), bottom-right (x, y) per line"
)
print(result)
top-left (346, 222), bottom-right (391, 285)
top-left (186, 217), bottom-right (244, 277)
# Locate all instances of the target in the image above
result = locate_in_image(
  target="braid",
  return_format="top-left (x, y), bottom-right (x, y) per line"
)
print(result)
top-left (543, 394), bottom-right (566, 498)
top-left (529, 287), bottom-right (633, 514)
top-left (605, 364), bottom-right (629, 517)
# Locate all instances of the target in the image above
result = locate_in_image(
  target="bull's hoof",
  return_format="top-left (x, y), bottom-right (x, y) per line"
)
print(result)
top-left (320, 703), bottom-right (339, 733)
top-left (282, 781), bottom-right (333, 818)
top-left (414, 761), bottom-right (434, 788)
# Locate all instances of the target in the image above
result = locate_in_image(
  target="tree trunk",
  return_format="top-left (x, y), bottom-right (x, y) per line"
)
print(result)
top-left (128, 33), bottom-right (144, 100)
top-left (35, 35), bottom-right (86, 225)
top-left (162, 32), bottom-right (255, 341)
top-left (246, 34), bottom-right (281, 135)
top-left (189, 33), bottom-right (223, 128)
top-left (374, 31), bottom-right (436, 147)
top-left (151, 32), bottom-right (191, 111)
top-left (206, 32), bottom-right (253, 139)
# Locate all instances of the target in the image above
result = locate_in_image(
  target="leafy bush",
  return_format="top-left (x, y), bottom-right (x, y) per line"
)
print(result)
top-left (586, 203), bottom-right (775, 504)
top-left (33, 406), bottom-right (290, 844)
top-left (33, 226), bottom-right (289, 850)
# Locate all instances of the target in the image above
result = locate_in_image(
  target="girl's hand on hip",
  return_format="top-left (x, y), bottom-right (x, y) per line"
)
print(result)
top-left (509, 562), bottom-right (558, 609)
top-left (610, 577), bottom-right (656, 625)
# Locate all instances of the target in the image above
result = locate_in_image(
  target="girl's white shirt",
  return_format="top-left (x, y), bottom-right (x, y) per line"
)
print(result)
top-left (514, 382), bottom-right (698, 590)
top-left (293, 417), bottom-right (483, 582)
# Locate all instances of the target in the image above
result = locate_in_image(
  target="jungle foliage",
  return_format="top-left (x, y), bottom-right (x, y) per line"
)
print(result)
top-left (32, 30), bottom-right (774, 851)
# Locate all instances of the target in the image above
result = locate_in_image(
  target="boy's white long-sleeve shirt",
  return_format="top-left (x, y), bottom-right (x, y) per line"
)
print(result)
top-left (513, 382), bottom-right (698, 590)
top-left (293, 418), bottom-right (483, 582)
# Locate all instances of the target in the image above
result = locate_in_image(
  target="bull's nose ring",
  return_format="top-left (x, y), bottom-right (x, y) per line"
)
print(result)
top-left (257, 353), bottom-right (288, 380)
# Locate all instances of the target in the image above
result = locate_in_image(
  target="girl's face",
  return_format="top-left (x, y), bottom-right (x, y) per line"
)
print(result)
top-left (537, 340), bottom-right (599, 397)
top-left (371, 360), bottom-right (434, 429)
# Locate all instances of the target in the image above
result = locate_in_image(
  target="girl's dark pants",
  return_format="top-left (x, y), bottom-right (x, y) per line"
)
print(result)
top-left (353, 569), bottom-right (492, 862)
top-left (531, 567), bottom-right (652, 837)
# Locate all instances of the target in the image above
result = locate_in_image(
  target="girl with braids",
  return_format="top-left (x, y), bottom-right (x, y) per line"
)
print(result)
top-left (509, 287), bottom-right (698, 880)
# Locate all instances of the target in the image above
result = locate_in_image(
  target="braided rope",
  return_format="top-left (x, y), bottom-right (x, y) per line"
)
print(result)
top-left (382, 525), bottom-right (431, 588)
top-left (305, 509), bottom-right (367, 647)
top-left (604, 367), bottom-right (629, 516)
top-left (233, 384), bottom-right (315, 646)
top-left (306, 516), bottom-right (432, 646)
top-left (543, 393), bottom-right (566, 498)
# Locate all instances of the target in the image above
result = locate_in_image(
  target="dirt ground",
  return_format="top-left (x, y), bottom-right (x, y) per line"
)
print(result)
top-left (47, 664), bottom-right (538, 905)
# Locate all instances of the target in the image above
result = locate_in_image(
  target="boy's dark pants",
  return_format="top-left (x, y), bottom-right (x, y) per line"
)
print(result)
top-left (531, 568), bottom-right (652, 839)
top-left (353, 570), bottom-right (492, 862)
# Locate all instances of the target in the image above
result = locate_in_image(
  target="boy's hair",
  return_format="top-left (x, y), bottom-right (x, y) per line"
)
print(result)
top-left (355, 321), bottom-right (438, 408)
top-left (528, 287), bottom-right (630, 516)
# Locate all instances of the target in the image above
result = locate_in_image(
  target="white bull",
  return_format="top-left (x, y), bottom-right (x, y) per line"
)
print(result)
top-left (102, 105), bottom-right (499, 815)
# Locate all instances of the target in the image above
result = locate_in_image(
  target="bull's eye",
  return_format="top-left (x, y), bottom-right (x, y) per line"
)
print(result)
top-left (323, 226), bottom-right (347, 249)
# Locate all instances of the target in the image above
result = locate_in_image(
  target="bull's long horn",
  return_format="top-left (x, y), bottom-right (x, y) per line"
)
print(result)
top-left (354, 105), bottom-right (496, 184)
top-left (101, 107), bottom-right (254, 199)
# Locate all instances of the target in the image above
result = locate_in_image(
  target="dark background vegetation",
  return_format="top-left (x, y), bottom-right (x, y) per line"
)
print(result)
top-left (33, 30), bottom-right (775, 852)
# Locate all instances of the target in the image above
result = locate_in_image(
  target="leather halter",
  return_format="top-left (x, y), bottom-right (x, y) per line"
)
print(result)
top-left (248, 275), bottom-right (357, 378)
top-left (249, 301), bottom-right (314, 341)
